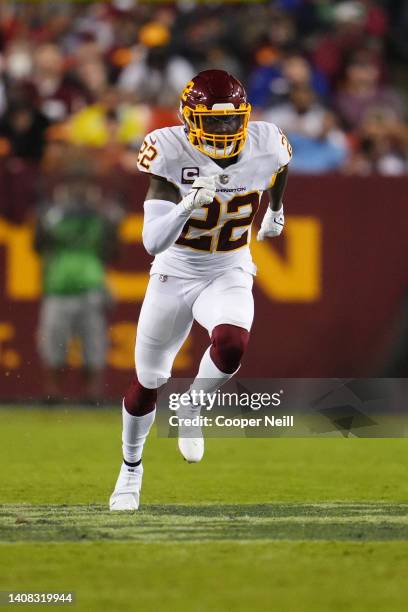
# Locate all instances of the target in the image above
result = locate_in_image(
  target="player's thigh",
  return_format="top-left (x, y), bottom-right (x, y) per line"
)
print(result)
top-left (37, 297), bottom-right (74, 367)
top-left (192, 269), bottom-right (254, 334)
top-left (136, 275), bottom-right (193, 388)
top-left (76, 291), bottom-right (108, 370)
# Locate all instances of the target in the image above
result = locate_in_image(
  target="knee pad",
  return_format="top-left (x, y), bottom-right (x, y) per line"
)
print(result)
top-left (210, 324), bottom-right (250, 374)
top-left (124, 376), bottom-right (157, 416)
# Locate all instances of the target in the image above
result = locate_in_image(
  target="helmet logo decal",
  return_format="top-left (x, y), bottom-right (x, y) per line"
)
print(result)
top-left (181, 80), bottom-right (195, 102)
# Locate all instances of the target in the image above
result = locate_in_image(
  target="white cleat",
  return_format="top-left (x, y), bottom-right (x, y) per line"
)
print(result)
top-left (178, 436), bottom-right (204, 463)
top-left (177, 401), bottom-right (204, 462)
top-left (109, 462), bottom-right (143, 511)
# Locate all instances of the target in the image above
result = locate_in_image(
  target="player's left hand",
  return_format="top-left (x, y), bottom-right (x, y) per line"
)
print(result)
top-left (257, 206), bottom-right (284, 240)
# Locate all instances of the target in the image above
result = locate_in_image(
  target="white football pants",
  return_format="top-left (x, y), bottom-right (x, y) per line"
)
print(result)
top-left (135, 269), bottom-right (254, 389)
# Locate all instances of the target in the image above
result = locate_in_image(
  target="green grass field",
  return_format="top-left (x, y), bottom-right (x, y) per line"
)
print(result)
top-left (0, 407), bottom-right (407, 611)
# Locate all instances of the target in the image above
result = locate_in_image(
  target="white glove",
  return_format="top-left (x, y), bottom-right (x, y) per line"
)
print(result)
top-left (180, 176), bottom-right (217, 213)
top-left (257, 206), bottom-right (284, 240)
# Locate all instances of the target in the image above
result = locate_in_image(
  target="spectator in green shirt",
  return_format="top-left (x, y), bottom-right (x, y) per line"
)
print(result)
top-left (34, 166), bottom-right (123, 403)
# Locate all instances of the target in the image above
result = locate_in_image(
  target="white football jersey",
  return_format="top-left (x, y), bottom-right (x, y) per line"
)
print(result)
top-left (137, 121), bottom-right (292, 278)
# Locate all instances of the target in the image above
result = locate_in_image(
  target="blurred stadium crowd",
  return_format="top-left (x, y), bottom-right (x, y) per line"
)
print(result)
top-left (0, 0), bottom-right (406, 211)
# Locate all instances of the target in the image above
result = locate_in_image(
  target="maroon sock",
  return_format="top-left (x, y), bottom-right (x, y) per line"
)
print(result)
top-left (210, 324), bottom-right (250, 374)
top-left (123, 377), bottom-right (157, 416)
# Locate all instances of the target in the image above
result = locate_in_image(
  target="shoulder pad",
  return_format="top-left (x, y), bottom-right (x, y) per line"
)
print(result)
top-left (260, 121), bottom-right (292, 170)
top-left (137, 129), bottom-right (167, 178)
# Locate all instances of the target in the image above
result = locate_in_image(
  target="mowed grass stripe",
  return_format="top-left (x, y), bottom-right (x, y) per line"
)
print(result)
top-left (1, 503), bottom-right (407, 542)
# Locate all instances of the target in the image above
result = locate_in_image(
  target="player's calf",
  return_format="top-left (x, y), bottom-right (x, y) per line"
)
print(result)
top-left (109, 376), bottom-right (157, 511)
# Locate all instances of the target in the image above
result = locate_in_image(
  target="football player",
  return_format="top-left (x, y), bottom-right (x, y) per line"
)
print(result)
top-left (109, 70), bottom-right (292, 511)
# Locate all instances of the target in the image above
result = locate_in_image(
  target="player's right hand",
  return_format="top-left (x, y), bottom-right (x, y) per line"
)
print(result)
top-left (181, 176), bottom-right (217, 212)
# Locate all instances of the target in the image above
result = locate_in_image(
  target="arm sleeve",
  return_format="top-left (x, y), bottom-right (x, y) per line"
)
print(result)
top-left (142, 199), bottom-right (191, 256)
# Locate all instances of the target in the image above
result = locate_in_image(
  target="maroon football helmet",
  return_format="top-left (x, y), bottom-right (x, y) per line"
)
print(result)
top-left (180, 69), bottom-right (251, 159)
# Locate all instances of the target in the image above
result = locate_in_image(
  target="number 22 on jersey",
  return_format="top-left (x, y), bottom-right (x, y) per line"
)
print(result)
top-left (176, 192), bottom-right (260, 253)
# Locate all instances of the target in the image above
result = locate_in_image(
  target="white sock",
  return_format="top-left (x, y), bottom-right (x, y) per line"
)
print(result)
top-left (121, 401), bottom-right (156, 463)
top-left (191, 346), bottom-right (239, 396)
top-left (178, 347), bottom-right (239, 430)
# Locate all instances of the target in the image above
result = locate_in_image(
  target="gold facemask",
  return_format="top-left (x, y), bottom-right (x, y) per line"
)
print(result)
top-left (181, 103), bottom-right (251, 159)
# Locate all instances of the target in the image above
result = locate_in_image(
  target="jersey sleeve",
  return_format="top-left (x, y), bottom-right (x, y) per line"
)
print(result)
top-left (271, 122), bottom-right (292, 170)
top-left (136, 130), bottom-right (168, 179)
top-left (261, 122), bottom-right (292, 190)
